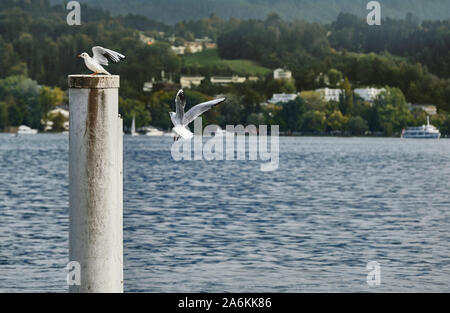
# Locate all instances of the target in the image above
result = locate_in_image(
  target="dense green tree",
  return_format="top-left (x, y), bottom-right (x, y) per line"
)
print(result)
top-left (327, 68), bottom-right (343, 86)
top-left (247, 112), bottom-right (265, 126)
top-left (0, 101), bottom-right (8, 129)
top-left (0, 36), bottom-right (27, 77)
top-left (263, 104), bottom-right (283, 128)
top-left (338, 78), bottom-right (353, 116)
top-left (303, 110), bottom-right (327, 133)
top-left (147, 91), bottom-right (172, 131)
top-left (374, 88), bottom-right (412, 136)
top-left (39, 86), bottom-right (64, 122)
top-left (327, 110), bottom-right (347, 131)
top-left (431, 113), bottom-right (450, 136)
top-left (346, 116), bottom-right (369, 135)
top-left (217, 94), bottom-right (242, 128)
top-left (266, 79), bottom-right (296, 98)
top-left (119, 97), bottom-right (151, 130)
top-left (0, 75), bottom-right (40, 127)
top-left (330, 13), bottom-right (450, 78)
top-left (280, 98), bottom-right (305, 133)
top-left (50, 112), bottom-right (66, 132)
top-left (300, 91), bottom-right (328, 112)
top-left (410, 108), bottom-right (428, 126)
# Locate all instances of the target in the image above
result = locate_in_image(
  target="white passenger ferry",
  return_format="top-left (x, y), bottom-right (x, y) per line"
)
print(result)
top-left (401, 117), bottom-right (440, 139)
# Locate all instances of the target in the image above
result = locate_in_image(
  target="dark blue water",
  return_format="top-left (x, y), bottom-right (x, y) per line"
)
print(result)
top-left (0, 134), bottom-right (449, 292)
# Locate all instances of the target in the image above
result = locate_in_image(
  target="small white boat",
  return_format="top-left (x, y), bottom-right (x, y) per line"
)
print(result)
top-left (142, 126), bottom-right (164, 136)
top-left (131, 116), bottom-right (139, 136)
top-left (214, 128), bottom-right (235, 137)
top-left (202, 126), bottom-right (234, 137)
top-left (401, 116), bottom-right (440, 139)
top-left (17, 125), bottom-right (38, 135)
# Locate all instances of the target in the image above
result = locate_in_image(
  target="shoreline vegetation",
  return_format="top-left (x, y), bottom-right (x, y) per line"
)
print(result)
top-left (1, 1), bottom-right (450, 137)
top-left (2, 129), bottom-right (447, 139)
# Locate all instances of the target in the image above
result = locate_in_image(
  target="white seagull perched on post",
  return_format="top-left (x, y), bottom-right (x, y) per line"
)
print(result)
top-left (78, 46), bottom-right (126, 75)
top-left (170, 89), bottom-right (226, 141)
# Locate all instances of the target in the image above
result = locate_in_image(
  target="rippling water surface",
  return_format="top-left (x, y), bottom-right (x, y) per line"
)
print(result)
top-left (0, 134), bottom-right (449, 292)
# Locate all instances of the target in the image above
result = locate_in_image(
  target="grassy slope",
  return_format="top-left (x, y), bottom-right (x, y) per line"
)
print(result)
top-left (183, 49), bottom-right (271, 76)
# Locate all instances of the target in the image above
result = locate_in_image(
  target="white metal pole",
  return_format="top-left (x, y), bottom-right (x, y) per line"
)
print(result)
top-left (68, 75), bottom-right (123, 293)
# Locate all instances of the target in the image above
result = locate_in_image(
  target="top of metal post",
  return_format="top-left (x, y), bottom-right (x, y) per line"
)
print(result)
top-left (68, 75), bottom-right (120, 89)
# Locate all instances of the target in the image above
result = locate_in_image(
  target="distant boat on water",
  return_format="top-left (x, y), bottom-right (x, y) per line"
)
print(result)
top-left (202, 126), bottom-right (234, 137)
top-left (401, 116), bottom-right (440, 139)
top-left (17, 125), bottom-right (38, 135)
top-left (131, 116), bottom-right (139, 136)
top-left (142, 126), bottom-right (164, 136)
top-left (163, 131), bottom-right (176, 137)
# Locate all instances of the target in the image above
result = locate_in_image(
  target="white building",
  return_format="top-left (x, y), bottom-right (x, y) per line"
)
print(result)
top-left (195, 37), bottom-right (213, 43)
top-left (316, 88), bottom-right (342, 102)
top-left (210, 76), bottom-right (246, 85)
top-left (143, 82), bottom-right (153, 92)
top-left (409, 104), bottom-right (437, 116)
top-left (354, 88), bottom-right (385, 102)
top-left (185, 42), bottom-right (203, 54)
top-left (171, 46), bottom-right (186, 55)
top-left (247, 76), bottom-right (260, 82)
top-left (268, 93), bottom-right (298, 104)
top-left (273, 68), bottom-right (292, 80)
top-left (180, 76), bottom-right (205, 89)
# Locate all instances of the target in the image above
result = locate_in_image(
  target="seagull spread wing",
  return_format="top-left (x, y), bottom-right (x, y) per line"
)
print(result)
top-left (92, 46), bottom-right (126, 66)
top-left (174, 89), bottom-right (186, 122)
top-left (183, 98), bottom-right (226, 125)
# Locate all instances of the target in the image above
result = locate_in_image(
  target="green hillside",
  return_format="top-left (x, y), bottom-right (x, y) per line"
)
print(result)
top-left (183, 49), bottom-right (271, 76)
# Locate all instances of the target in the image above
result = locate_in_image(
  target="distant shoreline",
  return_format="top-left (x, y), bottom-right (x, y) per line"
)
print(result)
top-left (1, 132), bottom-right (447, 139)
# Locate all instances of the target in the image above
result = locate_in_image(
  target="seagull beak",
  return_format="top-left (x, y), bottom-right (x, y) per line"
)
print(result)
top-left (77, 54), bottom-right (81, 58)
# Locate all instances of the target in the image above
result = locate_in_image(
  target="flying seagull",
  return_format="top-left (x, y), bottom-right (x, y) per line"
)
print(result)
top-left (170, 89), bottom-right (226, 141)
top-left (78, 46), bottom-right (126, 75)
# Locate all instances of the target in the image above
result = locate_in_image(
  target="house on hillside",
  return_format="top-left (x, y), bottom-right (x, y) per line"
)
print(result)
top-left (195, 36), bottom-right (213, 43)
top-left (354, 88), bottom-right (386, 102)
top-left (210, 76), bottom-right (246, 85)
top-left (268, 93), bottom-right (299, 104)
top-left (194, 37), bottom-right (216, 49)
top-left (408, 104), bottom-right (437, 115)
top-left (180, 76), bottom-right (205, 89)
top-left (185, 42), bottom-right (203, 54)
top-left (273, 68), bottom-right (292, 80)
top-left (316, 88), bottom-right (342, 102)
top-left (145, 70), bottom-right (176, 91)
top-left (171, 46), bottom-right (186, 55)
top-left (143, 81), bottom-right (154, 92)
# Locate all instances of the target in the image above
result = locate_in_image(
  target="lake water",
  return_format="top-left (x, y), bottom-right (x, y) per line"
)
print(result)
top-left (0, 134), bottom-right (449, 292)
